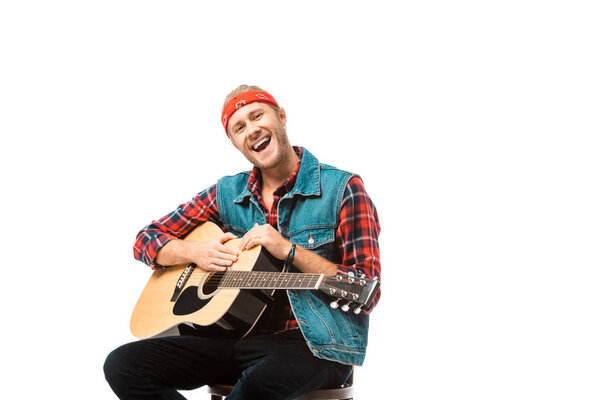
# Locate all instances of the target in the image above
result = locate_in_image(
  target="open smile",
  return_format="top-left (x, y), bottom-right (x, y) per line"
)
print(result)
top-left (252, 136), bottom-right (272, 153)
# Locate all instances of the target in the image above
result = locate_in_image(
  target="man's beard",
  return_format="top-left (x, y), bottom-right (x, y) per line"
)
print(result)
top-left (243, 130), bottom-right (291, 171)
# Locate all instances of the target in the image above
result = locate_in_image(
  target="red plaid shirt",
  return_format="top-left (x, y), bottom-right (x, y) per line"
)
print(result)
top-left (134, 147), bottom-right (381, 334)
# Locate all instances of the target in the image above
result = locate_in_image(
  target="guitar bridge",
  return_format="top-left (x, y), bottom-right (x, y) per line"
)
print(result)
top-left (170, 264), bottom-right (196, 302)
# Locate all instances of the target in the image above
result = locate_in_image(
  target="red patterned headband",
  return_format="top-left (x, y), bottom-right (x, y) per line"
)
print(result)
top-left (221, 90), bottom-right (279, 134)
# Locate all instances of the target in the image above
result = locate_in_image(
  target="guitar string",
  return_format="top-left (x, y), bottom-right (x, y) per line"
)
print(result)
top-left (197, 270), bottom-right (323, 289)
top-left (201, 272), bottom-right (355, 286)
top-left (214, 271), bottom-right (321, 289)
top-left (197, 271), bottom-right (322, 280)
top-left (191, 270), bottom-right (363, 299)
top-left (195, 271), bottom-right (356, 286)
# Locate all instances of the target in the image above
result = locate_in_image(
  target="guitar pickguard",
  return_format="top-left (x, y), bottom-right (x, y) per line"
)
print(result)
top-left (172, 286), bottom-right (211, 316)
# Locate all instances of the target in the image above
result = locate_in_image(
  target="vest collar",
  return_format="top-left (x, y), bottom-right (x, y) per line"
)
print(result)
top-left (234, 147), bottom-right (320, 203)
top-left (289, 147), bottom-right (320, 197)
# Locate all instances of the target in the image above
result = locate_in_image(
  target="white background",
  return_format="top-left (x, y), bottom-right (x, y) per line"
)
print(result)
top-left (1, 1), bottom-right (599, 399)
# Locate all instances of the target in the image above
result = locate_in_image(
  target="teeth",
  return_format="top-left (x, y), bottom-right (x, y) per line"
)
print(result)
top-left (253, 137), bottom-right (270, 151)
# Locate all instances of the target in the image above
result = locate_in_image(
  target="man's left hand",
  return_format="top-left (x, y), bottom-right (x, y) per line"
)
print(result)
top-left (239, 223), bottom-right (292, 260)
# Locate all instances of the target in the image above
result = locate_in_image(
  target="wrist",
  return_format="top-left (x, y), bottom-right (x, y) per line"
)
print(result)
top-left (283, 243), bottom-right (296, 268)
top-left (180, 240), bottom-right (194, 263)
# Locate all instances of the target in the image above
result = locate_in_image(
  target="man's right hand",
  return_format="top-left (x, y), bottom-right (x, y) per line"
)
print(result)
top-left (156, 232), bottom-right (239, 271)
top-left (184, 232), bottom-right (239, 271)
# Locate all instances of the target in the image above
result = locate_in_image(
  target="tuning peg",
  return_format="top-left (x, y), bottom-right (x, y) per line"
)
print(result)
top-left (341, 303), bottom-right (350, 312)
top-left (330, 299), bottom-right (340, 309)
top-left (353, 306), bottom-right (363, 314)
top-left (358, 274), bottom-right (367, 285)
top-left (347, 271), bottom-right (355, 283)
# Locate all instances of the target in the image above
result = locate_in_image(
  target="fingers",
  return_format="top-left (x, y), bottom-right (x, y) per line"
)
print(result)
top-left (215, 233), bottom-right (240, 257)
top-left (219, 232), bottom-right (238, 244)
top-left (238, 236), bottom-right (249, 251)
top-left (200, 252), bottom-right (236, 272)
top-left (239, 237), bottom-right (258, 252)
top-left (203, 259), bottom-right (232, 271)
top-left (238, 224), bottom-right (290, 259)
top-left (240, 230), bottom-right (268, 251)
top-left (216, 241), bottom-right (239, 256)
top-left (212, 245), bottom-right (238, 264)
top-left (190, 236), bottom-right (239, 272)
top-left (239, 233), bottom-right (259, 251)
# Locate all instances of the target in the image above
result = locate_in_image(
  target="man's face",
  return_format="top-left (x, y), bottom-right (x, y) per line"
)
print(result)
top-left (228, 102), bottom-right (290, 170)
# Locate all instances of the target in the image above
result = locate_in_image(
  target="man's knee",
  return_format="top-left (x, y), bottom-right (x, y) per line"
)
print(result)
top-left (103, 343), bottom-right (136, 387)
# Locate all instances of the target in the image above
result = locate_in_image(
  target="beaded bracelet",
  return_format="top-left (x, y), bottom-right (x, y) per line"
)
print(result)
top-left (283, 243), bottom-right (296, 269)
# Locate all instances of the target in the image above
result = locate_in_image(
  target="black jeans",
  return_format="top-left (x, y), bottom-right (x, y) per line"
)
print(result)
top-left (104, 329), bottom-right (352, 400)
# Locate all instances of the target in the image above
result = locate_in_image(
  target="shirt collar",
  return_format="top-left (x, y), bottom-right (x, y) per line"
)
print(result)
top-left (246, 146), bottom-right (303, 198)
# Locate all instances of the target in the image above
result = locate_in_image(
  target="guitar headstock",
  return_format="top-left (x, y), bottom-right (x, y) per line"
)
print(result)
top-left (319, 272), bottom-right (380, 314)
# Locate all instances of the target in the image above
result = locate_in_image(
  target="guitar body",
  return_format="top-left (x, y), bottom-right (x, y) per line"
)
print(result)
top-left (130, 222), bottom-right (283, 339)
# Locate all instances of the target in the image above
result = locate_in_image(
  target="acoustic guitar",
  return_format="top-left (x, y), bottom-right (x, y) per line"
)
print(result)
top-left (130, 222), bottom-right (379, 339)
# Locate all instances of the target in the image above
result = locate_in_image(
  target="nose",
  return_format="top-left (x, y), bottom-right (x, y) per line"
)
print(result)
top-left (247, 121), bottom-right (260, 137)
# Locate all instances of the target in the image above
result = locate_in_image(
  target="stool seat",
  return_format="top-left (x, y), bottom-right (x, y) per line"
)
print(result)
top-left (207, 371), bottom-right (354, 400)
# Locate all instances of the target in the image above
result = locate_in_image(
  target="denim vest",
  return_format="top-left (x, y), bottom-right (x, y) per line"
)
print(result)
top-left (216, 148), bottom-right (369, 366)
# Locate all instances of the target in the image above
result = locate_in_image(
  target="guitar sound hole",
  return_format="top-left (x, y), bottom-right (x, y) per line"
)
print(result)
top-left (202, 272), bottom-right (223, 296)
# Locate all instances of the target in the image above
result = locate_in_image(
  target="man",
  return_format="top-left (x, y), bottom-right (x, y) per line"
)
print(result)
top-left (104, 85), bottom-right (381, 400)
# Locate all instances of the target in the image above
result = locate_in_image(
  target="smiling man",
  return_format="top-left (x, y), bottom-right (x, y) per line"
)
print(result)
top-left (104, 85), bottom-right (381, 400)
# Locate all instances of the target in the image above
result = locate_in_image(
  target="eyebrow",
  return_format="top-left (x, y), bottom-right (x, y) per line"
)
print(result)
top-left (235, 107), bottom-right (265, 122)
top-left (229, 104), bottom-right (268, 131)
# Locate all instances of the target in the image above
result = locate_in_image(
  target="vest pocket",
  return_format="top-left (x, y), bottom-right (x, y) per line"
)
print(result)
top-left (288, 227), bottom-right (335, 251)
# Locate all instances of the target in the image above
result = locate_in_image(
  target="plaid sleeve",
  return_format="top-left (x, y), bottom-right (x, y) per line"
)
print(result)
top-left (133, 185), bottom-right (223, 269)
top-left (336, 176), bottom-right (381, 312)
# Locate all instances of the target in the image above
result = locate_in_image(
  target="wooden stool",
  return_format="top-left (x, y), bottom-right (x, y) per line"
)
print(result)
top-left (207, 371), bottom-right (354, 400)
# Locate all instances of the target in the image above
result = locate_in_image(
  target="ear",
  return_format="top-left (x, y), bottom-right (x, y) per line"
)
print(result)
top-left (278, 107), bottom-right (287, 127)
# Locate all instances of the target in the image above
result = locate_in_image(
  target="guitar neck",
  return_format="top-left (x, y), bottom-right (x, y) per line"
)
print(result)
top-left (216, 270), bottom-right (325, 290)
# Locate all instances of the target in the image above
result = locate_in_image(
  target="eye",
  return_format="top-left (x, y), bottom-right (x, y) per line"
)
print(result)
top-left (254, 113), bottom-right (263, 120)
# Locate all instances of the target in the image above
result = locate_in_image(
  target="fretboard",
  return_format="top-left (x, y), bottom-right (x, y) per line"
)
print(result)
top-left (218, 270), bottom-right (324, 290)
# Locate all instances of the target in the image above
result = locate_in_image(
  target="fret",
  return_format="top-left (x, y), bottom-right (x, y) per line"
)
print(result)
top-left (281, 273), bottom-right (290, 289)
top-left (220, 271), bottom-right (231, 287)
top-left (226, 270), bottom-right (241, 288)
top-left (245, 271), bottom-right (255, 288)
top-left (253, 272), bottom-right (261, 288)
top-left (259, 272), bottom-right (271, 288)
top-left (293, 274), bottom-right (305, 288)
top-left (287, 273), bottom-right (297, 288)
top-left (258, 272), bottom-right (268, 288)
top-left (241, 270), bottom-right (251, 288)
top-left (251, 271), bottom-right (263, 288)
top-left (274, 272), bottom-right (285, 288)
top-left (222, 270), bottom-right (233, 288)
top-left (270, 273), bottom-right (279, 289)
